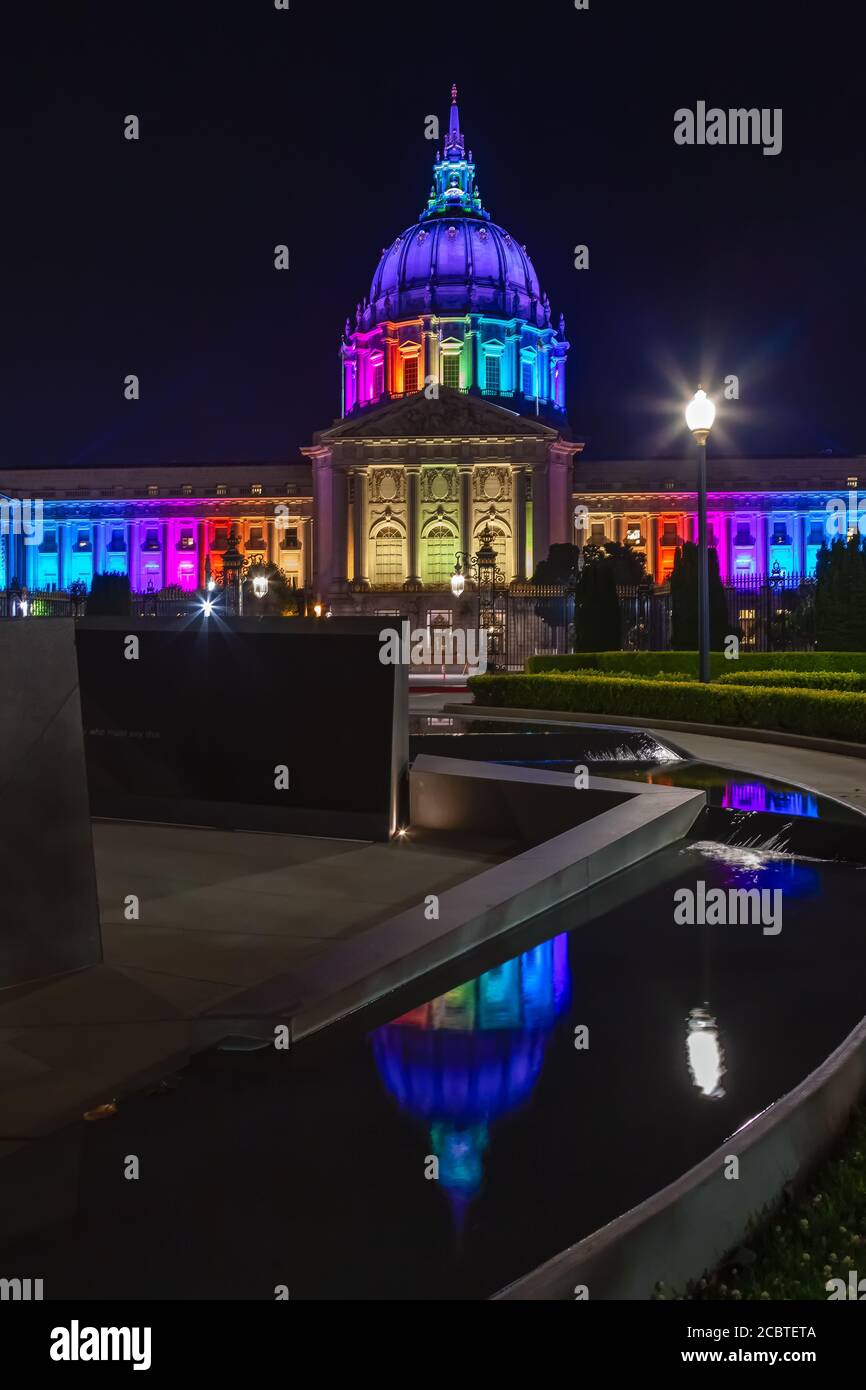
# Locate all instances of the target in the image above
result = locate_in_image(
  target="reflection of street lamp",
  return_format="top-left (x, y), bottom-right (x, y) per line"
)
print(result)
top-left (685, 388), bottom-right (716, 684)
top-left (685, 1006), bottom-right (726, 1099)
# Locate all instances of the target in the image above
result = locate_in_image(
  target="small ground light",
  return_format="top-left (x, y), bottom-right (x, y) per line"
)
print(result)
top-left (397, 826), bottom-right (409, 838)
top-left (313, 602), bottom-right (323, 617)
top-left (201, 599), bottom-right (215, 617)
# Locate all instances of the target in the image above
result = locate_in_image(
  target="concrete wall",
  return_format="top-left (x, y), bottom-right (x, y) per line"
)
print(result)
top-left (0, 621), bottom-right (101, 988)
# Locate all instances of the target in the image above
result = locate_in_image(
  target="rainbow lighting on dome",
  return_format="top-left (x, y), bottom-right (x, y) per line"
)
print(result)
top-left (370, 933), bottom-right (570, 1228)
top-left (340, 86), bottom-right (570, 421)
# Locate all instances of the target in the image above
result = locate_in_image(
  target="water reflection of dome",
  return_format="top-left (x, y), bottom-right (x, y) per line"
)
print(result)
top-left (370, 935), bottom-right (570, 1217)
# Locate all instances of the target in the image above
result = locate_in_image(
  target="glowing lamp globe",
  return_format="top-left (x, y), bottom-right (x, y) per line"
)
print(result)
top-left (451, 568), bottom-right (465, 598)
top-left (685, 388), bottom-right (716, 439)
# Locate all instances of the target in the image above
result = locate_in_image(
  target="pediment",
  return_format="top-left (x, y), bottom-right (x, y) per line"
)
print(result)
top-left (318, 388), bottom-right (560, 442)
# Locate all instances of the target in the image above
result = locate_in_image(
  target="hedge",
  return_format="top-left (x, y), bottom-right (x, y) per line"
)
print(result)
top-left (467, 672), bottom-right (866, 743)
top-left (525, 651), bottom-right (866, 677)
top-left (717, 669), bottom-right (866, 693)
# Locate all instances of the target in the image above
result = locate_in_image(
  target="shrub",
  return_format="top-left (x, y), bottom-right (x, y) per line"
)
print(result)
top-left (467, 672), bottom-right (866, 743)
top-left (815, 537), bottom-right (866, 650)
top-left (525, 650), bottom-right (866, 677)
top-left (718, 669), bottom-right (866, 692)
top-left (85, 572), bottom-right (131, 616)
top-left (670, 541), bottom-right (729, 649)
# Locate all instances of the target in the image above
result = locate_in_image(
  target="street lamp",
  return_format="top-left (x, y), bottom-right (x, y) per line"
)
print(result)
top-left (451, 525), bottom-right (506, 672)
top-left (685, 387), bottom-right (716, 683)
top-left (221, 528), bottom-right (245, 616)
top-left (251, 570), bottom-right (269, 599)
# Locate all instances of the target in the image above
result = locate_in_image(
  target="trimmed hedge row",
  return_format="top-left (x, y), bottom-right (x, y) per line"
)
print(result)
top-left (717, 669), bottom-right (866, 692)
top-left (468, 672), bottom-right (866, 743)
top-left (525, 650), bottom-right (866, 677)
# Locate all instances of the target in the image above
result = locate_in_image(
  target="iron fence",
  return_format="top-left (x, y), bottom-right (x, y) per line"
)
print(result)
top-left (0, 574), bottom-right (821, 657)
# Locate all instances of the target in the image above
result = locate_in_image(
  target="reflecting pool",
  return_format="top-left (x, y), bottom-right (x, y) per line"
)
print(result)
top-left (6, 827), bottom-right (866, 1301)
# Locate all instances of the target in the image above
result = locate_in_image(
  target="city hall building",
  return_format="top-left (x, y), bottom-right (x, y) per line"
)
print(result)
top-left (1, 90), bottom-right (860, 613)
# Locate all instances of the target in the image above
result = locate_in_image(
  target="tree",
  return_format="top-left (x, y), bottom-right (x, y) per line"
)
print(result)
top-left (241, 563), bottom-right (302, 616)
top-left (574, 551), bottom-right (621, 651)
top-left (815, 536), bottom-right (866, 650)
top-left (532, 540), bottom-right (646, 587)
top-left (532, 541), bottom-right (645, 652)
top-left (670, 542), bottom-right (728, 649)
top-left (85, 572), bottom-right (131, 616)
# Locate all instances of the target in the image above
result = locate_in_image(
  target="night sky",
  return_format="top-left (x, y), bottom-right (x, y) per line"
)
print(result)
top-left (3, 1), bottom-right (862, 469)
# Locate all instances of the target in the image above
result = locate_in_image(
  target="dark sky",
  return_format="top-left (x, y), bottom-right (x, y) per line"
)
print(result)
top-left (2, 1), bottom-right (862, 469)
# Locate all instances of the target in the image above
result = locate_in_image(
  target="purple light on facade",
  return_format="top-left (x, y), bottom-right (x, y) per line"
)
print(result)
top-left (722, 781), bottom-right (819, 818)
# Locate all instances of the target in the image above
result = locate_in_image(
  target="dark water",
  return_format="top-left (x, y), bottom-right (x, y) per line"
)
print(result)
top-left (410, 713), bottom-right (861, 826)
top-left (7, 833), bottom-right (866, 1301)
top-left (410, 712), bottom-right (685, 768)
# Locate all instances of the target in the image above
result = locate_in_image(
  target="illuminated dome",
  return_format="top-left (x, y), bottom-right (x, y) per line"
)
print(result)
top-left (368, 87), bottom-right (543, 325)
top-left (371, 220), bottom-right (542, 325)
top-left (340, 87), bottom-right (570, 420)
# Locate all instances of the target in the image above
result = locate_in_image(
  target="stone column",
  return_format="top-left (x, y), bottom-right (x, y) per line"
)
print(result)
top-left (303, 516), bottom-right (314, 591)
top-left (532, 463), bottom-right (550, 569)
top-left (422, 322), bottom-right (436, 389)
top-left (405, 466), bottom-right (421, 585)
top-left (352, 467), bottom-right (370, 588)
top-left (759, 514), bottom-right (770, 577)
top-left (547, 452), bottom-right (570, 546)
top-left (796, 512), bottom-right (807, 577)
top-left (62, 522), bottom-right (74, 592)
top-left (459, 466), bottom-right (473, 557)
top-left (649, 516), bottom-right (660, 582)
top-left (310, 453), bottom-right (329, 596)
top-left (24, 529), bottom-right (37, 589)
top-left (511, 465), bottom-right (527, 581)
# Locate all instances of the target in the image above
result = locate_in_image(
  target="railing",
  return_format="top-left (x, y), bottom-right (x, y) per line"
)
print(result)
top-left (0, 575), bottom-right (821, 653)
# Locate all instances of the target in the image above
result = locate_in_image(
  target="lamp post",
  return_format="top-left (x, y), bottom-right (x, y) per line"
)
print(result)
top-left (685, 388), bottom-right (716, 683)
top-left (221, 528), bottom-right (245, 616)
top-left (451, 524), bottom-right (506, 672)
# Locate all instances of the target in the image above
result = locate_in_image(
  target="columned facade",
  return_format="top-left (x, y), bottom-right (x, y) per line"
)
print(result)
top-left (0, 465), bottom-right (313, 597)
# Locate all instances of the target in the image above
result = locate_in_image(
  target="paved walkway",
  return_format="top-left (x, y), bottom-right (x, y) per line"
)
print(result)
top-left (0, 824), bottom-right (506, 1147)
top-left (644, 728), bottom-right (866, 818)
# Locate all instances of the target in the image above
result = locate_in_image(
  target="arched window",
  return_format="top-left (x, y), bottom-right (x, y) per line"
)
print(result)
top-left (478, 525), bottom-right (508, 575)
top-left (374, 527), bottom-right (404, 587)
top-left (425, 525), bottom-right (457, 586)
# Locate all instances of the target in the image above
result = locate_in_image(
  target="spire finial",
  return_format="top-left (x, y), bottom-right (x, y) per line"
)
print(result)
top-left (446, 83), bottom-right (464, 157)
